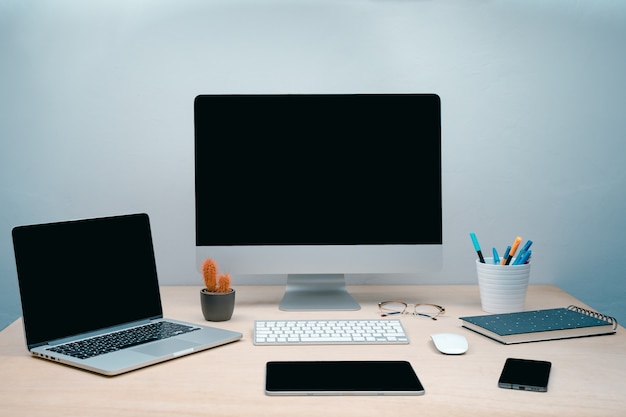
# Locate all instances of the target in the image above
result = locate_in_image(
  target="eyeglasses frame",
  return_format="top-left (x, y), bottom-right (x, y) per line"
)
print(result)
top-left (378, 301), bottom-right (446, 320)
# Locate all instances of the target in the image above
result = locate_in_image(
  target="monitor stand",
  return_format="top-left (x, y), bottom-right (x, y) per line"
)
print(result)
top-left (279, 274), bottom-right (361, 311)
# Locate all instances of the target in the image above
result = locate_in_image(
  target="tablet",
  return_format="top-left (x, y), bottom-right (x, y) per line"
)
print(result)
top-left (265, 360), bottom-right (425, 396)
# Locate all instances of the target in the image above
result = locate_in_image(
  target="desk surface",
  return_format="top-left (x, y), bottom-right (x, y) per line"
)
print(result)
top-left (1, 285), bottom-right (624, 417)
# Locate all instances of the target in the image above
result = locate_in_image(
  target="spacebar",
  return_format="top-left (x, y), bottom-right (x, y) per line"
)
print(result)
top-left (299, 337), bottom-right (354, 343)
top-left (117, 337), bottom-right (159, 350)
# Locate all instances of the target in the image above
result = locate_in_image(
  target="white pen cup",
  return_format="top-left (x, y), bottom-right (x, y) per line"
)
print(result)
top-left (475, 257), bottom-right (531, 314)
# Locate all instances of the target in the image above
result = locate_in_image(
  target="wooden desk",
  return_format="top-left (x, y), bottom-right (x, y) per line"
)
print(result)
top-left (0, 285), bottom-right (624, 417)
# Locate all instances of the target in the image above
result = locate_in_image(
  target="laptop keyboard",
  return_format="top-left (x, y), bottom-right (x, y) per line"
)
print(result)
top-left (48, 321), bottom-right (199, 359)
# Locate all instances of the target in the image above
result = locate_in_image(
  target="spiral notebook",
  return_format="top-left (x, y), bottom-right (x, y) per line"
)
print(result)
top-left (460, 305), bottom-right (618, 344)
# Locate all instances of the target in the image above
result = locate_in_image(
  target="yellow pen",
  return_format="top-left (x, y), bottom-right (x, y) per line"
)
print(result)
top-left (504, 236), bottom-right (522, 265)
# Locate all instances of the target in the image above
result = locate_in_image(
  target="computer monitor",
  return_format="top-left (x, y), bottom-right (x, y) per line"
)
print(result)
top-left (194, 93), bottom-right (442, 311)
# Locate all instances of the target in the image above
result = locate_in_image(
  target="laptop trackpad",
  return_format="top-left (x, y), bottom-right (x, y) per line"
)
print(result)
top-left (132, 339), bottom-right (200, 357)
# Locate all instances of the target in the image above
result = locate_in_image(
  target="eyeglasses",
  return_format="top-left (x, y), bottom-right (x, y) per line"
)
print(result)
top-left (378, 301), bottom-right (445, 320)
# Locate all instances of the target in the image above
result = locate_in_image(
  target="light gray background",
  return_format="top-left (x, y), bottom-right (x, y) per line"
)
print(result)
top-left (2, 1), bottom-right (625, 330)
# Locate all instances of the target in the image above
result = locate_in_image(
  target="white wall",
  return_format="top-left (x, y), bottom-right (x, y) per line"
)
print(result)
top-left (2, 0), bottom-right (625, 329)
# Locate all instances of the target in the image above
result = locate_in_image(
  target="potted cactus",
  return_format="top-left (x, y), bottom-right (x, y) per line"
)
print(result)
top-left (200, 259), bottom-right (235, 321)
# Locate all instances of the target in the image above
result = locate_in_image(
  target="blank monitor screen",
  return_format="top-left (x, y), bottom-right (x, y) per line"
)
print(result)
top-left (194, 93), bottom-right (441, 310)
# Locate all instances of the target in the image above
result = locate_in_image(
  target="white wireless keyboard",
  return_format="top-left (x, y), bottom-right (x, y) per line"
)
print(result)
top-left (253, 319), bottom-right (409, 345)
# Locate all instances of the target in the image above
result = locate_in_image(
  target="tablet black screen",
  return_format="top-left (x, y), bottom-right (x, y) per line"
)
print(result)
top-left (265, 360), bottom-right (425, 396)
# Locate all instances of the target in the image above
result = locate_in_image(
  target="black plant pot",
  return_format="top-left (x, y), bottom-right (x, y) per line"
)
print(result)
top-left (200, 288), bottom-right (235, 322)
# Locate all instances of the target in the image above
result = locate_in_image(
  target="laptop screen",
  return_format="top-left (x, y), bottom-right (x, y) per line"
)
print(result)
top-left (12, 213), bottom-right (163, 348)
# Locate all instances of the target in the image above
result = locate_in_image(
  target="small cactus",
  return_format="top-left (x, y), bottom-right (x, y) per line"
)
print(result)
top-left (216, 273), bottom-right (231, 293)
top-left (201, 258), bottom-right (231, 293)
top-left (202, 259), bottom-right (217, 291)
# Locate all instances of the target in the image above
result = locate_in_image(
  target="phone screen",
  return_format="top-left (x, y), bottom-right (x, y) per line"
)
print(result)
top-left (265, 360), bottom-right (425, 396)
top-left (498, 358), bottom-right (552, 392)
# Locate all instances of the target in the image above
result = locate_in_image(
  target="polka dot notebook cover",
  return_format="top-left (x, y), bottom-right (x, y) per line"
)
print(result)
top-left (460, 305), bottom-right (618, 344)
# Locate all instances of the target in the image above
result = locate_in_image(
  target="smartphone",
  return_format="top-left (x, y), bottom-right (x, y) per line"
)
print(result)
top-left (498, 358), bottom-right (552, 392)
top-left (265, 360), bottom-right (425, 396)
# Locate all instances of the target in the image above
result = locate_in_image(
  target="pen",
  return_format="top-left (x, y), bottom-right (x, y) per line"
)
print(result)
top-left (504, 236), bottom-right (522, 265)
top-left (469, 232), bottom-right (485, 263)
top-left (513, 240), bottom-right (533, 265)
top-left (517, 249), bottom-right (532, 265)
top-left (492, 248), bottom-right (500, 264)
top-left (500, 246), bottom-right (511, 265)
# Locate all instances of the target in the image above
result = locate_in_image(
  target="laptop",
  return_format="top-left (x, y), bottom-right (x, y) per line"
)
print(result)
top-left (12, 213), bottom-right (242, 376)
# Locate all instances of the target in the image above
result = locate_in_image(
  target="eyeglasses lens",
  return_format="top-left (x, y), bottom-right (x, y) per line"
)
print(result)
top-left (414, 304), bottom-right (442, 319)
top-left (380, 302), bottom-right (406, 316)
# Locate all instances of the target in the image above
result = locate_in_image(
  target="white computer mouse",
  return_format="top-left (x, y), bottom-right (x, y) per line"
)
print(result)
top-left (430, 333), bottom-right (468, 355)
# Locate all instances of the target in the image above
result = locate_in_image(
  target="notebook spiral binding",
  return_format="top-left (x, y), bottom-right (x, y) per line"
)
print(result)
top-left (567, 305), bottom-right (618, 330)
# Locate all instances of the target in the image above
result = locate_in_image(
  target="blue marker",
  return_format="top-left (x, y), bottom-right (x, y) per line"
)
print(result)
top-left (470, 232), bottom-right (485, 263)
top-left (492, 248), bottom-right (500, 264)
top-left (513, 240), bottom-right (533, 265)
top-left (517, 249), bottom-right (532, 265)
top-left (501, 245), bottom-right (511, 265)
